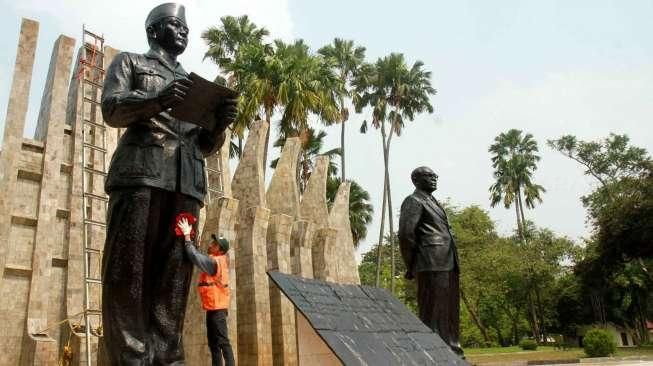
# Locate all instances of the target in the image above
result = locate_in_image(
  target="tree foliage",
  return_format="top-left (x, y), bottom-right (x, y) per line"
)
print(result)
top-left (489, 129), bottom-right (545, 240)
top-left (318, 38), bottom-right (366, 181)
top-left (549, 133), bottom-right (653, 344)
top-left (326, 177), bottom-right (373, 247)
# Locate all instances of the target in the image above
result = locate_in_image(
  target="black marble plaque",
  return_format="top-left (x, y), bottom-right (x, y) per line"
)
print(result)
top-left (267, 271), bottom-right (469, 366)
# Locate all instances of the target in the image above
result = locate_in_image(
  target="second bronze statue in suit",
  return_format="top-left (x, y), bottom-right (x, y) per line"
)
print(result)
top-left (398, 166), bottom-right (464, 357)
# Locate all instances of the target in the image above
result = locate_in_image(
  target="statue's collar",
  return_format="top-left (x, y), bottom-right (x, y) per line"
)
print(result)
top-left (414, 188), bottom-right (436, 202)
top-left (144, 48), bottom-right (181, 73)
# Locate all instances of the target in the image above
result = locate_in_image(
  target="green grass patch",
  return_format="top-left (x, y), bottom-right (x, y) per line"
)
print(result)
top-left (465, 346), bottom-right (653, 365)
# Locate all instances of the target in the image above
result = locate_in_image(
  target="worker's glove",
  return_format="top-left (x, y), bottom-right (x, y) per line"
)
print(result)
top-left (177, 217), bottom-right (192, 237)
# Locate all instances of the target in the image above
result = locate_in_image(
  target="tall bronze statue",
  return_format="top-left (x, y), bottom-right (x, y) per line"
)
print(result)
top-left (398, 167), bottom-right (464, 357)
top-left (100, 3), bottom-right (237, 364)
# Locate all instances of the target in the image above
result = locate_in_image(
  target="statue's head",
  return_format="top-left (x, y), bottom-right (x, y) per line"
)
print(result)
top-left (411, 166), bottom-right (438, 193)
top-left (145, 3), bottom-right (188, 56)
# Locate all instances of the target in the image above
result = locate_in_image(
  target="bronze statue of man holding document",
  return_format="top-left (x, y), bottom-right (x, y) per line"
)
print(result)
top-left (100, 3), bottom-right (238, 364)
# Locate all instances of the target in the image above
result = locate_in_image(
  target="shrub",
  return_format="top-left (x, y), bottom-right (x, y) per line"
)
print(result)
top-left (519, 339), bottom-right (538, 350)
top-left (583, 328), bottom-right (616, 357)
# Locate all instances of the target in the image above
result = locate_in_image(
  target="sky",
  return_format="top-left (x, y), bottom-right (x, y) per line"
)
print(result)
top-left (0, 0), bottom-right (652, 259)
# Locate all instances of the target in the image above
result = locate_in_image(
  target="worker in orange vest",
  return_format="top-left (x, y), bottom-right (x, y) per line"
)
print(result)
top-left (178, 217), bottom-right (235, 366)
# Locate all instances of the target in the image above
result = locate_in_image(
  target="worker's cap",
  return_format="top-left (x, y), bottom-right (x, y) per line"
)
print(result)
top-left (210, 234), bottom-right (230, 253)
top-left (145, 3), bottom-right (187, 28)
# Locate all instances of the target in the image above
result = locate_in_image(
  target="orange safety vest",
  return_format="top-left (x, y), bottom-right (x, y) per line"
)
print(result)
top-left (197, 254), bottom-right (230, 311)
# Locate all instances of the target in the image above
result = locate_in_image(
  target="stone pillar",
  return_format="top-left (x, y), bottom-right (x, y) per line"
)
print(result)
top-left (0, 18), bottom-right (39, 294)
top-left (24, 34), bottom-right (75, 363)
top-left (311, 227), bottom-right (338, 282)
top-left (231, 120), bottom-right (272, 365)
top-left (232, 120), bottom-right (268, 218)
top-left (290, 220), bottom-right (314, 279)
top-left (184, 196), bottom-right (239, 366)
top-left (266, 137), bottom-right (301, 218)
top-left (266, 214), bottom-right (297, 366)
top-left (299, 156), bottom-right (330, 226)
top-left (299, 156), bottom-right (340, 280)
top-left (328, 182), bottom-right (360, 284)
top-left (236, 207), bottom-right (272, 366)
top-left (65, 45), bottom-right (86, 328)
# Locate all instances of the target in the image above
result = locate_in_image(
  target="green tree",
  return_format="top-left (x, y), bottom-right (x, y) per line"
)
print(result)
top-left (549, 133), bottom-right (652, 335)
top-left (203, 15), bottom-right (270, 157)
top-left (326, 177), bottom-right (373, 247)
top-left (448, 204), bottom-right (500, 345)
top-left (354, 53), bottom-right (436, 290)
top-left (226, 39), bottom-right (343, 168)
top-left (548, 134), bottom-right (651, 259)
top-left (358, 234), bottom-right (417, 312)
top-left (318, 38), bottom-right (366, 181)
top-left (489, 129), bottom-right (545, 241)
top-left (517, 224), bottom-right (576, 343)
top-left (204, 15), bottom-right (269, 70)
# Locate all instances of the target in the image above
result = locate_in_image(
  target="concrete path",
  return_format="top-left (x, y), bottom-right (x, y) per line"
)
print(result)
top-left (548, 361), bottom-right (653, 366)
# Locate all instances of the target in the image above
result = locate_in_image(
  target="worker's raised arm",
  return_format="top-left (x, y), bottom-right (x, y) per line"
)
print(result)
top-left (177, 218), bottom-right (217, 275)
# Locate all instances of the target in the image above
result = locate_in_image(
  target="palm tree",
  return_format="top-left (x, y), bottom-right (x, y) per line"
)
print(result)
top-left (318, 39), bottom-right (366, 181)
top-left (203, 15), bottom-right (270, 157)
top-left (203, 15), bottom-right (269, 69)
top-left (326, 177), bottom-right (374, 247)
top-left (226, 39), bottom-right (343, 169)
top-left (488, 129), bottom-right (545, 241)
top-left (354, 53), bottom-right (436, 290)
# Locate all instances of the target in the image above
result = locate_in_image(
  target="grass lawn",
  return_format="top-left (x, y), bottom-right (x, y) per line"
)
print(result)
top-left (465, 345), bottom-right (653, 365)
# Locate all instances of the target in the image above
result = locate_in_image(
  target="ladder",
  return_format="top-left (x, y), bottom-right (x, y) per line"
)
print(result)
top-left (79, 25), bottom-right (107, 366)
top-left (206, 154), bottom-right (224, 204)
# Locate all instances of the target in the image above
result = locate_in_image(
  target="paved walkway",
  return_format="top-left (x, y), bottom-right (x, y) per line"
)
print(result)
top-left (548, 361), bottom-right (653, 366)
top-left (477, 357), bottom-right (653, 366)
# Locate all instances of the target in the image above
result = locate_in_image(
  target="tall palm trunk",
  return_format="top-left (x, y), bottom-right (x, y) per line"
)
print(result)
top-left (339, 94), bottom-right (346, 182)
top-left (517, 187), bottom-right (527, 233)
top-left (262, 107), bottom-right (273, 175)
top-left (341, 116), bottom-right (346, 181)
top-left (514, 195), bottom-right (524, 243)
top-left (513, 187), bottom-right (526, 244)
top-left (535, 286), bottom-right (547, 343)
top-left (381, 120), bottom-right (396, 293)
top-left (527, 291), bottom-right (541, 341)
top-left (375, 177), bottom-right (388, 287)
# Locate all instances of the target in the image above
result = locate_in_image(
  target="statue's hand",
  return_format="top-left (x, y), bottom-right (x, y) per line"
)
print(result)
top-left (158, 78), bottom-right (193, 109)
top-left (214, 97), bottom-right (238, 131)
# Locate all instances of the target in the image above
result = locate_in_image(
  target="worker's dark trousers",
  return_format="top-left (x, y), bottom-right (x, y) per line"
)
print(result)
top-left (102, 187), bottom-right (200, 365)
top-left (417, 270), bottom-right (464, 357)
top-left (206, 309), bottom-right (235, 366)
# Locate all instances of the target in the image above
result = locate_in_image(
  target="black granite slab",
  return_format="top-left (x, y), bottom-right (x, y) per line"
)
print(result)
top-left (267, 271), bottom-right (469, 366)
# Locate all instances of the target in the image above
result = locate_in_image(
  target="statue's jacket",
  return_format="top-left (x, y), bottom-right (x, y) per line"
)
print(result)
top-left (101, 50), bottom-right (224, 204)
top-left (398, 189), bottom-right (460, 273)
